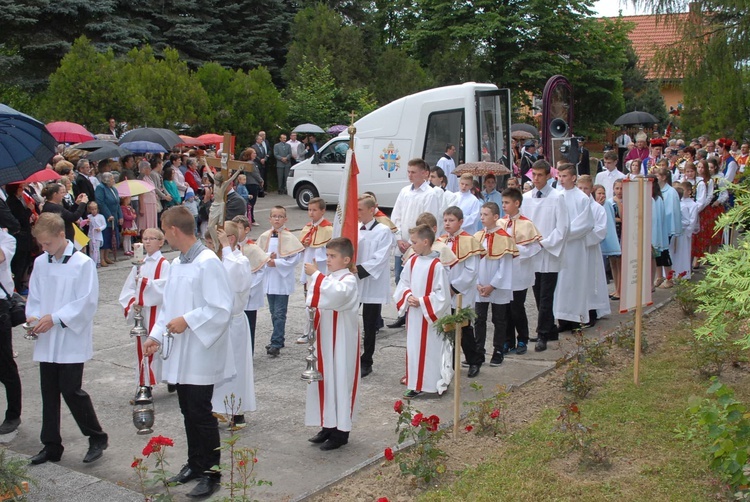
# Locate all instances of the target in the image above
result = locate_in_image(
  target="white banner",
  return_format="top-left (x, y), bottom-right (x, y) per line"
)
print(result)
top-left (619, 177), bottom-right (653, 313)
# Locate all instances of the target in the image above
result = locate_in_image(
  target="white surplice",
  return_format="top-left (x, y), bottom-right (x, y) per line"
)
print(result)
top-left (149, 249), bottom-right (235, 385)
top-left (586, 198), bottom-right (611, 317)
top-left (456, 191), bottom-right (483, 233)
top-left (554, 187), bottom-right (594, 324)
top-left (26, 242), bottom-right (98, 364)
top-left (118, 251), bottom-right (169, 386)
top-left (475, 228), bottom-right (514, 305)
top-left (520, 186), bottom-right (569, 273)
top-left (263, 235), bottom-right (301, 295)
top-left (212, 247), bottom-right (256, 414)
top-left (357, 219), bottom-right (394, 304)
top-left (391, 181), bottom-right (441, 256)
top-left (305, 269), bottom-right (360, 432)
top-left (499, 215), bottom-right (542, 291)
top-left (393, 253), bottom-right (452, 394)
top-left (241, 240), bottom-right (268, 311)
top-left (673, 198), bottom-right (699, 278)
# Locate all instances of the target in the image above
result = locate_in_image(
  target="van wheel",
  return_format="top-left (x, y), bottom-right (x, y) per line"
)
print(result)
top-left (295, 184), bottom-right (318, 210)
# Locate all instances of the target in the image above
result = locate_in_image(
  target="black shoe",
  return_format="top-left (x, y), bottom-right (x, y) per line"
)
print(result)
top-left (468, 365), bottom-right (481, 378)
top-left (308, 428), bottom-right (333, 444)
top-left (535, 339), bottom-right (548, 352)
top-left (168, 464), bottom-right (201, 485)
top-left (361, 365), bottom-right (372, 378)
top-left (403, 389), bottom-right (422, 398)
top-left (265, 344), bottom-right (271, 350)
top-left (387, 316), bottom-right (406, 329)
top-left (83, 442), bottom-right (108, 463)
top-left (320, 438), bottom-right (348, 451)
top-left (267, 346), bottom-right (280, 357)
top-left (30, 448), bottom-right (62, 465)
top-left (529, 336), bottom-right (538, 342)
top-left (516, 342), bottom-right (528, 355)
top-left (0, 418), bottom-right (21, 435)
top-left (489, 351), bottom-right (504, 367)
top-left (187, 476), bottom-right (220, 499)
top-left (167, 384), bottom-right (177, 393)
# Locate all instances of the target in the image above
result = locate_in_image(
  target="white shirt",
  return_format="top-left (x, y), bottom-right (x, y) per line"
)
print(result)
top-left (436, 155), bottom-right (458, 192)
top-left (287, 139), bottom-right (302, 160)
top-left (595, 168), bottom-right (626, 200)
top-left (0, 231), bottom-right (16, 294)
top-left (391, 181), bottom-right (441, 256)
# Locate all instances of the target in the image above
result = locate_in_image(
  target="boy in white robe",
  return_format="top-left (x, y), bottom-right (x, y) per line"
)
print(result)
top-left (297, 197), bottom-right (332, 342)
top-left (356, 195), bottom-right (394, 378)
top-left (394, 224), bottom-right (452, 398)
top-left (474, 203), bottom-right (518, 367)
top-left (577, 176), bottom-right (611, 324)
top-left (456, 173), bottom-right (483, 233)
top-left (143, 206), bottom-right (234, 499)
top-left (208, 223), bottom-right (256, 429)
top-left (555, 164), bottom-right (594, 331)
top-left (232, 215), bottom-right (269, 354)
top-left (304, 237), bottom-right (360, 451)
top-left (672, 183), bottom-right (699, 278)
top-left (118, 228), bottom-right (169, 394)
top-left (26, 213), bottom-right (108, 465)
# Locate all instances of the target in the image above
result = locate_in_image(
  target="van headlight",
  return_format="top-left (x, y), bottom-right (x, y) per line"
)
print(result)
top-left (288, 169), bottom-right (294, 177)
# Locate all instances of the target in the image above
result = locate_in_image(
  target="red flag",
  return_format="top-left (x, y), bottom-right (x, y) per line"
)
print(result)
top-left (333, 149), bottom-right (360, 263)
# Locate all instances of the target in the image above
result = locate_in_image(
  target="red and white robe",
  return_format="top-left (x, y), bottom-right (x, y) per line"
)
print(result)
top-left (393, 253), bottom-right (452, 394)
top-left (118, 251), bottom-right (169, 386)
top-left (305, 269), bottom-right (360, 432)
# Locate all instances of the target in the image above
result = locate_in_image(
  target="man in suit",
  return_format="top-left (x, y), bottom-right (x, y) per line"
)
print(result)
top-left (577, 137), bottom-right (591, 176)
top-left (73, 160), bottom-right (96, 204)
top-left (519, 140), bottom-right (537, 185)
top-left (274, 134), bottom-right (292, 195)
top-left (252, 135), bottom-right (268, 190)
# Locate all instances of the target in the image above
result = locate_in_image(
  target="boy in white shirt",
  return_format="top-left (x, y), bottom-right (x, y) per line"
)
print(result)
top-left (297, 197), bottom-right (332, 343)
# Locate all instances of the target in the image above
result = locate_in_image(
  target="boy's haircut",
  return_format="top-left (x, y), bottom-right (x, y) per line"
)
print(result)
top-left (223, 220), bottom-right (240, 240)
top-left (358, 194), bottom-right (377, 208)
top-left (577, 174), bottom-right (593, 186)
top-left (162, 206), bottom-right (197, 236)
top-left (308, 197), bottom-right (326, 210)
top-left (271, 205), bottom-right (287, 217)
top-left (363, 191), bottom-right (378, 203)
top-left (443, 205), bottom-right (464, 220)
top-left (501, 187), bottom-right (523, 205)
top-left (416, 212), bottom-right (438, 228)
top-left (326, 237), bottom-right (354, 259)
top-left (484, 172), bottom-right (496, 181)
top-left (409, 223), bottom-right (435, 245)
top-left (531, 159), bottom-right (551, 174)
top-left (142, 228), bottom-right (165, 240)
top-left (482, 201), bottom-right (501, 216)
top-left (430, 166), bottom-right (446, 178)
top-left (33, 212), bottom-right (65, 238)
top-left (459, 173), bottom-right (474, 183)
top-left (407, 158), bottom-right (429, 171)
top-left (675, 186), bottom-right (684, 198)
top-left (680, 181), bottom-right (693, 195)
top-left (603, 150), bottom-right (618, 161)
top-left (232, 215), bottom-right (251, 229)
top-left (558, 163), bottom-right (577, 176)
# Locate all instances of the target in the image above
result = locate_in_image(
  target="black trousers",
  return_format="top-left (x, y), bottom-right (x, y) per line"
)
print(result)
top-left (176, 384), bottom-right (220, 477)
top-left (361, 303), bottom-right (381, 368)
top-left (244, 310), bottom-right (257, 355)
top-left (506, 289), bottom-right (530, 347)
top-left (474, 302), bottom-right (507, 360)
top-left (457, 309), bottom-right (482, 366)
top-left (245, 183), bottom-right (260, 223)
top-left (39, 362), bottom-right (107, 455)
top-left (0, 310), bottom-right (21, 422)
top-left (532, 272), bottom-right (559, 341)
top-left (10, 231), bottom-right (31, 291)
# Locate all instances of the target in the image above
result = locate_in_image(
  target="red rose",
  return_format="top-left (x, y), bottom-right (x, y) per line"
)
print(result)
top-left (142, 443), bottom-right (155, 457)
top-left (411, 413), bottom-right (424, 427)
top-left (490, 409), bottom-right (500, 419)
top-left (465, 425), bottom-right (474, 432)
top-left (238, 460), bottom-right (246, 467)
top-left (426, 415), bottom-right (440, 431)
top-left (377, 498), bottom-right (390, 502)
top-left (678, 271), bottom-right (687, 278)
top-left (253, 457), bottom-right (258, 463)
top-left (152, 435), bottom-right (174, 447)
top-left (384, 447), bottom-right (395, 461)
top-left (667, 270), bottom-right (675, 280)
top-left (131, 458), bottom-right (142, 468)
top-left (393, 400), bottom-right (404, 414)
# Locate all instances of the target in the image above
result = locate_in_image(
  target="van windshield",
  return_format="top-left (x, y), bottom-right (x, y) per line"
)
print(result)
top-left (423, 109), bottom-right (464, 168)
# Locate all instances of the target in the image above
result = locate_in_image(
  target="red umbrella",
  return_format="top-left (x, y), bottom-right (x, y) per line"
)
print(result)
top-left (46, 121), bottom-right (96, 144)
top-left (25, 169), bottom-right (61, 183)
top-left (178, 135), bottom-right (204, 147)
top-left (196, 133), bottom-right (225, 146)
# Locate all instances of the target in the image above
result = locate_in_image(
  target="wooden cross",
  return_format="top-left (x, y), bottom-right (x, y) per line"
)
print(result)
top-left (204, 133), bottom-right (254, 182)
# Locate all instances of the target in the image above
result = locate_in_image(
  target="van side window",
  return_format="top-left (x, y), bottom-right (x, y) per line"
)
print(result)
top-left (423, 109), bottom-right (464, 167)
top-left (319, 141), bottom-right (350, 163)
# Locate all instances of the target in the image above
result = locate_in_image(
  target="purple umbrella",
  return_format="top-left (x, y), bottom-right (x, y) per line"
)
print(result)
top-left (327, 125), bottom-right (348, 135)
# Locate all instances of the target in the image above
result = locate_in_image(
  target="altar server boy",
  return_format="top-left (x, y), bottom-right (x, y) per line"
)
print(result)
top-left (356, 195), bottom-right (395, 378)
top-left (210, 223), bottom-right (256, 429)
top-left (298, 197), bottom-right (332, 289)
top-left (26, 213), bottom-right (108, 465)
top-left (577, 175), bottom-right (610, 325)
top-left (118, 228), bottom-right (169, 393)
top-left (401, 212), bottom-right (458, 267)
top-left (497, 188), bottom-right (541, 355)
top-left (258, 206), bottom-right (304, 356)
top-left (474, 202), bottom-right (518, 367)
top-left (304, 237), bottom-right (360, 451)
top-left (437, 206), bottom-right (485, 377)
top-left (233, 215), bottom-right (269, 354)
top-left (394, 224), bottom-right (452, 398)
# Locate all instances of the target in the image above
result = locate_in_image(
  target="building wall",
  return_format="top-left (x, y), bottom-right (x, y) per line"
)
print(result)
top-left (659, 82), bottom-right (683, 111)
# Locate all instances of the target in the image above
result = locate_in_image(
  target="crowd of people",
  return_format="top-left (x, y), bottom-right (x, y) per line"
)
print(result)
top-left (0, 127), bottom-right (744, 499)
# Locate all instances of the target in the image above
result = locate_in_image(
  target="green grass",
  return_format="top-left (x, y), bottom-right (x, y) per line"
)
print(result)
top-left (421, 326), bottom-right (726, 502)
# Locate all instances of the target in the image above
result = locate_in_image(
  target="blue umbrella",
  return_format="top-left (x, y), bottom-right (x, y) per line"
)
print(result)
top-left (0, 104), bottom-right (57, 185)
top-left (118, 140), bottom-right (168, 154)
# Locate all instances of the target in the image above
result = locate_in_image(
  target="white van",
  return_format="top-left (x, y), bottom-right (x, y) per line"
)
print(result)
top-left (288, 82), bottom-right (512, 209)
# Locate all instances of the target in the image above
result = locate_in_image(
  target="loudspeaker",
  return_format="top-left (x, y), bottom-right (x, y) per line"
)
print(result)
top-left (549, 118), bottom-right (569, 138)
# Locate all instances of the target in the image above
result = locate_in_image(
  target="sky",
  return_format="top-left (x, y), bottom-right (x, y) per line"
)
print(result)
top-left (593, 0), bottom-right (643, 17)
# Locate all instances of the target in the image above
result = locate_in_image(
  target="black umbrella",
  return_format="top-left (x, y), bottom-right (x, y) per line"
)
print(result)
top-left (86, 144), bottom-right (133, 162)
top-left (119, 128), bottom-right (182, 150)
top-left (511, 123), bottom-right (539, 137)
top-left (74, 139), bottom-right (119, 151)
top-left (613, 111), bottom-right (658, 126)
top-left (0, 104), bottom-right (57, 185)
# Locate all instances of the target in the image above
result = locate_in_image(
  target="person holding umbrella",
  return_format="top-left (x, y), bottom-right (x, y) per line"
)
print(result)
top-left (40, 183), bottom-right (88, 242)
top-left (95, 173), bottom-right (122, 264)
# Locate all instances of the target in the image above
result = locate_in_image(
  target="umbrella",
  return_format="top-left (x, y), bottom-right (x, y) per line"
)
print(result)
top-left (292, 123), bottom-right (325, 134)
top-left (74, 139), bottom-right (120, 151)
top-left (327, 125), bottom-right (347, 135)
top-left (46, 121), bottom-right (95, 144)
top-left (118, 127), bottom-right (181, 150)
top-left (116, 179), bottom-right (155, 198)
top-left (118, 140), bottom-right (167, 154)
top-left (454, 162), bottom-right (511, 176)
top-left (25, 169), bottom-right (61, 183)
top-left (178, 135), bottom-right (204, 147)
top-left (196, 133), bottom-right (225, 145)
top-left (86, 144), bottom-right (133, 162)
top-left (0, 104), bottom-right (57, 185)
top-left (613, 111), bottom-right (658, 126)
top-left (511, 130), bottom-right (534, 141)
top-left (511, 123), bottom-right (539, 137)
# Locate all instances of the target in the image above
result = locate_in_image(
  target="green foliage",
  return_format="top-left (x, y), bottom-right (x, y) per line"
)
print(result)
top-left (391, 399), bottom-right (446, 483)
top-left (371, 48), bottom-right (433, 104)
top-left (463, 382), bottom-right (509, 437)
top-left (681, 379), bottom-right (750, 494)
top-left (285, 57), bottom-right (337, 127)
top-left (559, 329), bottom-right (611, 400)
top-left (612, 321), bottom-right (649, 353)
top-left (555, 402), bottom-right (611, 469)
top-left (673, 274), bottom-right (698, 316)
top-left (434, 307), bottom-right (476, 345)
top-left (0, 448), bottom-right (33, 497)
top-left (690, 335), bottom-right (737, 378)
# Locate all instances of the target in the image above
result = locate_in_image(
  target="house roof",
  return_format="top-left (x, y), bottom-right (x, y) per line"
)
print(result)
top-left (609, 14), bottom-right (688, 80)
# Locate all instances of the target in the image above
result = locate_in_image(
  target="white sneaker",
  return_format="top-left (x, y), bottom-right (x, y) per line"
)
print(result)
top-left (296, 335), bottom-right (309, 344)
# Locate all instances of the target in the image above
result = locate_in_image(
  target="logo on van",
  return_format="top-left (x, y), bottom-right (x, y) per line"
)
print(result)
top-left (379, 142), bottom-right (401, 177)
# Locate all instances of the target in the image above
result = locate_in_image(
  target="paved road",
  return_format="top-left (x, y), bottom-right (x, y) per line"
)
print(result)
top-left (0, 193), bottom-right (673, 501)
